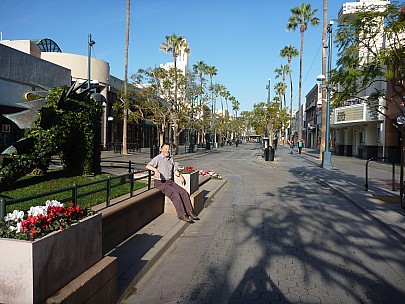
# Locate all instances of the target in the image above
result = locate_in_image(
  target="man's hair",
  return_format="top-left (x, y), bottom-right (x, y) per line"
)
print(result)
top-left (161, 143), bottom-right (170, 148)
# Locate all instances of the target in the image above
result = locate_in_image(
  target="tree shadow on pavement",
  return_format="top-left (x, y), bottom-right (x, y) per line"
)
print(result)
top-left (178, 175), bottom-right (405, 303)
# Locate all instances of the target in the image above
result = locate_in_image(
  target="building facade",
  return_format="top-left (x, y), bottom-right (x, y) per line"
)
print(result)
top-left (0, 38), bottom-right (157, 152)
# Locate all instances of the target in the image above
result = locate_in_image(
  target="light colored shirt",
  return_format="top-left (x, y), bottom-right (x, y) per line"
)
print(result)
top-left (148, 154), bottom-right (178, 181)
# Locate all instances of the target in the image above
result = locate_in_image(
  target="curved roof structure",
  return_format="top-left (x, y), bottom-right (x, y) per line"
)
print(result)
top-left (31, 38), bottom-right (62, 52)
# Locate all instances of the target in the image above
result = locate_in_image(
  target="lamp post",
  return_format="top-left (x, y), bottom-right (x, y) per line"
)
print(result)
top-left (265, 79), bottom-right (271, 137)
top-left (87, 34), bottom-right (95, 90)
top-left (317, 20), bottom-right (334, 169)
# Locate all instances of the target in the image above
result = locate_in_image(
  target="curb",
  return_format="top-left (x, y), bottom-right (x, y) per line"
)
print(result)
top-left (118, 219), bottom-right (189, 303)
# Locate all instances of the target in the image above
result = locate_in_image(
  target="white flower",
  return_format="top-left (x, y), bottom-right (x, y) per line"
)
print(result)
top-left (4, 210), bottom-right (25, 222)
top-left (28, 206), bottom-right (47, 217)
top-left (45, 200), bottom-right (63, 208)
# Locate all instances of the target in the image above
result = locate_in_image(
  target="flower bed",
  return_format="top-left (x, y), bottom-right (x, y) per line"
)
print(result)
top-left (198, 169), bottom-right (223, 180)
top-left (0, 200), bottom-right (93, 240)
top-left (178, 165), bottom-right (222, 180)
top-left (0, 201), bottom-right (101, 304)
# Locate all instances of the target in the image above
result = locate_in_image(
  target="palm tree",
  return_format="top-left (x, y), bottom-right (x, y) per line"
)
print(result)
top-left (274, 64), bottom-right (289, 109)
top-left (192, 60), bottom-right (208, 108)
top-left (320, 0), bottom-right (328, 159)
top-left (274, 82), bottom-right (287, 110)
top-left (206, 65), bottom-right (217, 146)
top-left (122, 0), bottom-right (131, 155)
top-left (280, 44), bottom-right (299, 141)
top-left (287, 3), bottom-right (320, 140)
top-left (192, 60), bottom-right (208, 145)
top-left (160, 34), bottom-right (190, 154)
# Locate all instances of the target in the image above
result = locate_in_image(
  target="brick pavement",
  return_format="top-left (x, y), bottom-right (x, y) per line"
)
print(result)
top-left (176, 146), bottom-right (405, 303)
top-left (117, 143), bottom-right (405, 303)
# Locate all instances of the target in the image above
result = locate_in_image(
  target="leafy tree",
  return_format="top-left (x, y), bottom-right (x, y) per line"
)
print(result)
top-left (0, 86), bottom-right (103, 188)
top-left (287, 3), bottom-right (320, 139)
top-left (250, 102), bottom-right (289, 141)
top-left (131, 67), bottom-right (169, 146)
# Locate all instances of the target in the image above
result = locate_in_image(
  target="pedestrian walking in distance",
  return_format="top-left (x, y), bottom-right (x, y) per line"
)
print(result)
top-left (146, 143), bottom-right (200, 223)
top-left (298, 139), bottom-right (303, 154)
top-left (288, 139), bottom-right (294, 154)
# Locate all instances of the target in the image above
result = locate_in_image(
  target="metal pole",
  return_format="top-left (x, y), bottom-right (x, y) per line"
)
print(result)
top-left (266, 78), bottom-right (271, 103)
top-left (321, 21), bottom-right (333, 169)
top-left (0, 197), bottom-right (6, 223)
top-left (87, 34), bottom-right (95, 90)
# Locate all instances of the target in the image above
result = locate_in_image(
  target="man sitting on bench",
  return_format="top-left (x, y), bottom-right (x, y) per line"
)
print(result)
top-left (146, 143), bottom-right (200, 223)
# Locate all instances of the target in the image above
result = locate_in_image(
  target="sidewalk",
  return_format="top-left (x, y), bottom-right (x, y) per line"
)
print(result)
top-left (264, 145), bottom-right (405, 239)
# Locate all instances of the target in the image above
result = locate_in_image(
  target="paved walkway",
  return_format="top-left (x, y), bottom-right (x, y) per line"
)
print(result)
top-left (101, 144), bottom-right (405, 303)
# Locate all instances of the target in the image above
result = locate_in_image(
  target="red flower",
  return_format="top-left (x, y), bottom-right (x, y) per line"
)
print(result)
top-left (30, 228), bottom-right (36, 237)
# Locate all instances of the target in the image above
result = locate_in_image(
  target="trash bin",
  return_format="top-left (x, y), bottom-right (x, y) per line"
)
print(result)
top-left (269, 146), bottom-right (275, 161)
top-left (150, 145), bottom-right (159, 158)
top-left (264, 147), bottom-right (270, 161)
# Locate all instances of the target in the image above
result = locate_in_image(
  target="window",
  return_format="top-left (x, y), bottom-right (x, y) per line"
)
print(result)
top-left (2, 124), bottom-right (10, 133)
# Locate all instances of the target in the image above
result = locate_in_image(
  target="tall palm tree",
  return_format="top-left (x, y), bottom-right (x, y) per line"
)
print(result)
top-left (287, 3), bottom-right (320, 140)
top-left (275, 82), bottom-right (287, 110)
top-left (280, 44), bottom-right (299, 141)
top-left (320, 0), bottom-right (328, 159)
top-left (274, 64), bottom-right (289, 109)
top-left (206, 65), bottom-right (217, 145)
top-left (192, 60), bottom-right (208, 108)
top-left (160, 34), bottom-right (190, 153)
top-left (122, 0), bottom-right (131, 155)
top-left (192, 60), bottom-right (207, 146)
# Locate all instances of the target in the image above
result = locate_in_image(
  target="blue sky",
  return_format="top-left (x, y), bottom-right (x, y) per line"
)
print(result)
top-left (1, 0), bottom-right (347, 112)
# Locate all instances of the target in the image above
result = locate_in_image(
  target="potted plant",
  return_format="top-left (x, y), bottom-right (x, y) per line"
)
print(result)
top-left (176, 165), bottom-right (199, 195)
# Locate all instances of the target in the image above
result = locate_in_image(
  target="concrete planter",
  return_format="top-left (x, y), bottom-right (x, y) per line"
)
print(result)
top-left (165, 171), bottom-right (200, 214)
top-left (0, 213), bottom-right (102, 304)
top-left (174, 171), bottom-right (199, 195)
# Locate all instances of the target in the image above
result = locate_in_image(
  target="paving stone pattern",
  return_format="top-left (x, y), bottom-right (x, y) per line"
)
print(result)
top-left (177, 148), bottom-right (405, 304)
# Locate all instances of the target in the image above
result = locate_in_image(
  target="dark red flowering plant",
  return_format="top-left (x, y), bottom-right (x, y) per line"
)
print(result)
top-left (0, 200), bottom-right (93, 241)
top-left (179, 165), bottom-right (196, 174)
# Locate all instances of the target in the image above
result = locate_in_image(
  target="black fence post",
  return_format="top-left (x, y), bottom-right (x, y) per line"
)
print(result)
top-left (148, 170), bottom-right (152, 190)
top-left (0, 197), bottom-right (6, 223)
top-left (106, 176), bottom-right (111, 207)
top-left (128, 160), bottom-right (132, 173)
top-left (130, 172), bottom-right (134, 197)
top-left (72, 183), bottom-right (77, 206)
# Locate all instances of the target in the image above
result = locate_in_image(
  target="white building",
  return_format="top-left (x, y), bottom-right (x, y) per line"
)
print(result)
top-left (329, 0), bottom-right (391, 159)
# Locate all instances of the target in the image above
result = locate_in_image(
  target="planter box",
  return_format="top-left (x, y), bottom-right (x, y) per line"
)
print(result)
top-left (165, 172), bottom-right (200, 214)
top-left (174, 171), bottom-right (199, 195)
top-left (0, 213), bottom-right (102, 304)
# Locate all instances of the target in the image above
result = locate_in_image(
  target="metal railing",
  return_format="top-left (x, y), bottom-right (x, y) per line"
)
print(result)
top-left (364, 157), bottom-right (395, 191)
top-left (0, 163), bottom-right (154, 222)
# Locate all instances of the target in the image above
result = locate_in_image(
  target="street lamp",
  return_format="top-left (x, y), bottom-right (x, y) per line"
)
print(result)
top-left (317, 20), bottom-right (334, 169)
top-left (265, 79), bottom-right (271, 137)
top-left (87, 34), bottom-right (95, 90)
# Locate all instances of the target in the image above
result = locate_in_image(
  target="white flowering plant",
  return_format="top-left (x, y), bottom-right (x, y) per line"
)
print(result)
top-left (0, 200), bottom-right (93, 241)
top-left (198, 170), bottom-right (223, 180)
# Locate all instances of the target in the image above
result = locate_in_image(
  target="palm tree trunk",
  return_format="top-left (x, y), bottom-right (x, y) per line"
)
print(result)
top-left (298, 29), bottom-right (304, 140)
top-left (122, 0), bottom-right (130, 155)
top-left (289, 61), bottom-right (293, 141)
